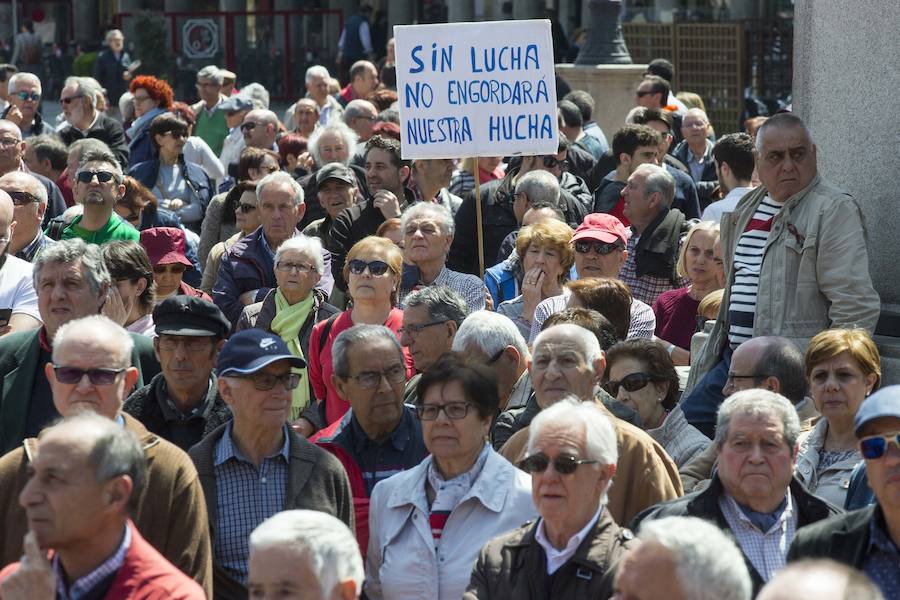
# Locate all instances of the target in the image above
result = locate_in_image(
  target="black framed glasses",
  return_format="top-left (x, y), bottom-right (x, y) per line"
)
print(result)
top-left (342, 365), bottom-right (406, 389)
top-left (240, 122), bottom-right (258, 131)
top-left (76, 170), bottom-right (118, 184)
top-left (603, 372), bottom-right (653, 396)
top-left (399, 320), bottom-right (447, 337)
top-left (518, 452), bottom-right (598, 475)
top-left (53, 365), bottom-right (126, 386)
top-left (237, 203), bottom-right (257, 213)
top-left (276, 261), bottom-right (316, 274)
top-left (725, 372), bottom-right (766, 385)
top-left (15, 91), bottom-right (40, 102)
top-left (859, 432), bottom-right (900, 459)
top-left (416, 402), bottom-right (471, 421)
top-left (348, 259), bottom-right (390, 276)
top-left (8, 190), bottom-right (38, 206)
top-left (574, 240), bottom-right (622, 255)
top-left (541, 156), bottom-right (568, 169)
top-left (233, 372), bottom-right (301, 391)
top-left (60, 94), bottom-right (84, 105)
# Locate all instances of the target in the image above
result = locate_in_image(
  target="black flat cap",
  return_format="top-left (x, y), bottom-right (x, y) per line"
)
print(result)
top-left (153, 296), bottom-right (231, 338)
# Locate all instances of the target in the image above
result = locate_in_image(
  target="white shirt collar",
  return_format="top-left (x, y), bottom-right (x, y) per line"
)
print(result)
top-left (534, 506), bottom-right (602, 575)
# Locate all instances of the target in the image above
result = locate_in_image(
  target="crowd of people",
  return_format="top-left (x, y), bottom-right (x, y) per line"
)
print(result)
top-left (0, 24), bottom-right (893, 600)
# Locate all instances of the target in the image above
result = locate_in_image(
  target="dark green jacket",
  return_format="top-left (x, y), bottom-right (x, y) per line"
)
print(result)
top-left (0, 328), bottom-right (161, 454)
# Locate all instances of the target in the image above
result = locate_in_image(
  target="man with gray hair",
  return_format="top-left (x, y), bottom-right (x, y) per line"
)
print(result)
top-left (249, 510), bottom-right (364, 600)
top-left (343, 99), bottom-right (378, 144)
top-left (2, 72), bottom-right (46, 137)
top-left (0, 315), bottom-right (211, 595)
top-left (410, 157), bottom-right (462, 215)
top-left (93, 28), bottom-right (133, 115)
top-left (191, 65), bottom-right (229, 155)
top-left (673, 107), bottom-right (718, 205)
top-left (401, 285), bottom-right (468, 378)
top-left (0, 120), bottom-right (66, 226)
top-left (241, 108), bottom-right (280, 152)
top-left (632, 389), bottom-right (838, 595)
top-left (465, 398), bottom-right (631, 599)
top-left (305, 65), bottom-right (342, 124)
top-left (758, 559), bottom-right (884, 600)
top-left (24, 134), bottom-right (71, 205)
top-left (613, 515), bottom-right (753, 600)
top-left (214, 171), bottom-right (334, 326)
top-left (58, 76), bottom-right (129, 167)
top-left (1, 171), bottom-right (54, 262)
top-left (0, 239), bottom-right (159, 454)
top-left (618, 162), bottom-right (689, 305)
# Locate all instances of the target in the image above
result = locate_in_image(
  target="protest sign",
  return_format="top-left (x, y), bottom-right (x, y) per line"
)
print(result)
top-left (395, 20), bottom-right (559, 160)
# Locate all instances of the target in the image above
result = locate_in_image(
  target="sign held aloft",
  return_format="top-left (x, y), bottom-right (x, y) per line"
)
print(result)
top-left (395, 20), bottom-right (559, 160)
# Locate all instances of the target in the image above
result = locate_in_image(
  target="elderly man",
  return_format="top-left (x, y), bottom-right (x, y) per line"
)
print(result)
top-left (758, 559), bottom-right (885, 600)
top-left (465, 399), bottom-right (631, 599)
top-left (684, 113), bottom-right (880, 434)
top-left (0, 186), bottom-right (40, 333)
top-left (788, 385), bottom-right (900, 599)
top-left (529, 213), bottom-right (656, 342)
top-left (305, 65), bottom-right (343, 124)
top-left (315, 325), bottom-right (427, 547)
top-left (633, 389), bottom-right (838, 595)
top-left (189, 328), bottom-right (353, 597)
top-left (213, 171), bottom-right (334, 326)
top-left (617, 163), bottom-right (688, 305)
top-left (0, 239), bottom-right (159, 454)
top-left (249, 510), bottom-right (364, 600)
top-left (499, 323), bottom-right (682, 525)
top-left (337, 60), bottom-right (379, 108)
top-left (0, 413), bottom-right (206, 600)
top-left (410, 158), bottom-right (462, 215)
top-left (302, 162), bottom-right (358, 249)
top-left (123, 296), bottom-right (232, 451)
top-left (191, 65), bottom-right (230, 155)
top-left (292, 97), bottom-right (320, 137)
top-left (344, 99), bottom-right (378, 144)
top-left (0, 120), bottom-right (66, 225)
top-left (2, 72), bottom-right (46, 137)
top-left (57, 76), bottom-right (129, 167)
top-left (218, 94), bottom-right (256, 170)
top-left (0, 315), bottom-right (212, 595)
top-left (93, 29), bottom-right (133, 114)
top-left (23, 134), bottom-right (72, 206)
top-left (55, 148), bottom-right (139, 244)
top-left (401, 285), bottom-right (468, 384)
top-left (673, 108), bottom-right (718, 206)
top-left (613, 516), bottom-right (752, 600)
top-left (241, 108), bottom-right (279, 152)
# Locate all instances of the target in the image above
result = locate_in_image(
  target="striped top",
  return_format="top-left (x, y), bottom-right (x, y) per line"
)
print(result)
top-left (728, 197), bottom-right (782, 348)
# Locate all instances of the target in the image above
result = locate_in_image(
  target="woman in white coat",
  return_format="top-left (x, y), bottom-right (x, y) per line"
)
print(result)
top-left (366, 353), bottom-right (537, 600)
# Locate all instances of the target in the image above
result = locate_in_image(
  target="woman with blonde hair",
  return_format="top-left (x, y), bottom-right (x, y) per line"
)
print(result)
top-left (448, 156), bottom-right (505, 197)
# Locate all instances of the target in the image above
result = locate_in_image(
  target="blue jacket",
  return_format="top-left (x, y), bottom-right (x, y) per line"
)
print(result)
top-left (484, 257), bottom-right (520, 308)
top-left (126, 108), bottom-right (166, 168)
top-left (129, 158), bottom-right (214, 222)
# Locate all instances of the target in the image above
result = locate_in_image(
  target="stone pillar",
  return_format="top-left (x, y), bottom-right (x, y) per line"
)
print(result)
top-left (448, 0), bottom-right (475, 23)
top-left (793, 0), bottom-right (900, 382)
top-left (72, 0), bottom-right (99, 43)
top-left (554, 63), bottom-right (646, 141)
top-left (512, 0), bottom-right (542, 20)
top-left (388, 0), bottom-right (414, 29)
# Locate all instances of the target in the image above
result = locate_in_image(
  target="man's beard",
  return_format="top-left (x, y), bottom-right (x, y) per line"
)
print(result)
top-left (82, 191), bottom-right (106, 205)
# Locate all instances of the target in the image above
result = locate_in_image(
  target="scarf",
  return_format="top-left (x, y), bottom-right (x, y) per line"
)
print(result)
top-left (126, 107), bottom-right (166, 141)
top-left (270, 290), bottom-right (315, 420)
top-left (426, 443), bottom-right (491, 544)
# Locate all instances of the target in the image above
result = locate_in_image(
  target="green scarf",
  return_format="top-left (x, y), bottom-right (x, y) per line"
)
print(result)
top-left (270, 290), bottom-right (315, 420)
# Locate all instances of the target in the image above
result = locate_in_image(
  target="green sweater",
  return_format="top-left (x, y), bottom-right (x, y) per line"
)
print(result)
top-left (194, 106), bottom-right (229, 156)
top-left (60, 213), bottom-right (140, 244)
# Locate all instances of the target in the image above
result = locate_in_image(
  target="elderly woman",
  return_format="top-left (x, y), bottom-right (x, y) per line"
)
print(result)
top-left (238, 235), bottom-right (340, 429)
top-left (140, 227), bottom-right (211, 304)
top-left (603, 339), bottom-right (709, 467)
top-left (367, 353), bottom-right (536, 600)
top-left (497, 220), bottom-right (574, 338)
top-left (308, 236), bottom-right (414, 427)
top-left (101, 241), bottom-right (157, 336)
top-left (652, 221), bottom-right (722, 365)
top-left (795, 328), bottom-right (881, 507)
top-left (399, 202), bottom-right (485, 312)
top-left (128, 113), bottom-right (214, 233)
top-left (126, 75), bottom-right (173, 167)
top-left (199, 181), bottom-right (260, 293)
top-left (300, 121), bottom-right (366, 228)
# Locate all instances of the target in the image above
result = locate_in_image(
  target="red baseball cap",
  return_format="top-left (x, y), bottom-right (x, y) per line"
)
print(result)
top-left (140, 227), bottom-right (193, 268)
top-left (572, 213), bottom-right (631, 245)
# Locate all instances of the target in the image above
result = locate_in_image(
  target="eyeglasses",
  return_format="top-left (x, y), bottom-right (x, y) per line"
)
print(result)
top-left (342, 364), bottom-right (406, 389)
top-left (132, 95), bottom-right (153, 104)
top-left (162, 131), bottom-right (187, 140)
top-left (153, 264), bottom-right (187, 275)
top-left (541, 156), bottom-right (568, 169)
top-left (276, 261), bottom-right (316, 274)
top-left (8, 190), bottom-right (38, 205)
top-left (399, 320), bottom-right (447, 337)
top-left (237, 203), bottom-right (257, 213)
top-left (416, 401), bottom-right (471, 421)
top-left (233, 372), bottom-right (301, 391)
top-left (76, 170), bottom-right (118, 184)
top-left (355, 115), bottom-right (377, 122)
top-left (60, 94), bottom-right (84, 105)
top-left (574, 240), bottom-right (623, 255)
top-left (603, 372), bottom-right (653, 396)
top-left (52, 365), bottom-right (126, 385)
top-left (859, 432), bottom-right (900, 459)
top-left (348, 259), bottom-right (390, 276)
top-left (15, 91), bottom-right (40, 102)
top-left (725, 372), bottom-right (766, 385)
top-left (0, 137), bottom-right (21, 148)
top-left (518, 452), bottom-right (598, 475)
top-left (240, 122), bottom-right (259, 131)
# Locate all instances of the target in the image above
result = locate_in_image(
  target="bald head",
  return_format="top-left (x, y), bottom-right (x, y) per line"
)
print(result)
top-left (0, 188), bottom-right (12, 226)
top-left (0, 119), bottom-right (22, 139)
top-left (344, 99), bottom-right (378, 141)
top-left (758, 560), bottom-right (884, 600)
top-left (242, 109), bottom-right (279, 149)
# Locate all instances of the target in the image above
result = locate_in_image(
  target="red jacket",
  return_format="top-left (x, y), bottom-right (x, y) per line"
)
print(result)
top-left (0, 522), bottom-right (205, 600)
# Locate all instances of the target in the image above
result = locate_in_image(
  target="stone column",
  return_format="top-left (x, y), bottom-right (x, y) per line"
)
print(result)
top-left (793, 0), bottom-right (900, 382)
top-left (448, 0), bottom-right (475, 23)
top-left (512, 0), bottom-right (542, 20)
top-left (388, 0), bottom-right (414, 29)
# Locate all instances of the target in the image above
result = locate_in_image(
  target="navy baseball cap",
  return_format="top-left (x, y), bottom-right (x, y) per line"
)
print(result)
top-left (854, 385), bottom-right (900, 437)
top-left (217, 329), bottom-right (305, 376)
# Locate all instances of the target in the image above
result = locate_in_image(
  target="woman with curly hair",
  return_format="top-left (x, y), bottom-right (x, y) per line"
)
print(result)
top-left (126, 75), bottom-right (173, 168)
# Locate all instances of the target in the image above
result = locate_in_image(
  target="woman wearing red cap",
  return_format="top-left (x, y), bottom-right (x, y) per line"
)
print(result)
top-left (140, 227), bottom-right (211, 304)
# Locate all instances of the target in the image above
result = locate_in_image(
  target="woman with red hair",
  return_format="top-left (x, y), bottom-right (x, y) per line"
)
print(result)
top-left (126, 75), bottom-right (173, 168)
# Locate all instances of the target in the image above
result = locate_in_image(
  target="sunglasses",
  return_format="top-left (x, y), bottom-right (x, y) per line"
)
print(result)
top-left (240, 122), bottom-right (259, 131)
top-left (15, 91), bottom-right (40, 102)
top-left (76, 170), bottom-right (118, 184)
top-left (60, 94), bottom-right (84, 105)
top-left (153, 264), bottom-right (187, 275)
top-left (237, 203), bottom-right (257, 213)
top-left (518, 452), bottom-right (598, 475)
top-left (233, 372), bottom-right (301, 391)
top-left (415, 402), bottom-right (471, 421)
top-left (8, 190), bottom-right (38, 206)
top-left (53, 365), bottom-right (126, 386)
top-left (574, 240), bottom-right (623, 255)
top-left (541, 156), bottom-right (568, 169)
top-left (859, 432), bottom-right (900, 459)
top-left (603, 372), bottom-right (653, 397)
top-left (348, 259), bottom-right (390, 276)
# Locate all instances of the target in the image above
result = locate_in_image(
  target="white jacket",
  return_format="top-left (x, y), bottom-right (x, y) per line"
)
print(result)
top-left (366, 448), bottom-right (536, 600)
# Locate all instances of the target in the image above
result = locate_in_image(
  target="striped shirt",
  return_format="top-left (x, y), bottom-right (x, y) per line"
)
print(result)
top-left (728, 197), bottom-right (782, 348)
top-left (529, 287), bottom-right (657, 343)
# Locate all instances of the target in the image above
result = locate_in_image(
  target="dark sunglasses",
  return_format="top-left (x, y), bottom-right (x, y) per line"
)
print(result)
top-left (237, 203), bottom-right (257, 213)
top-left (76, 170), bottom-right (118, 184)
top-left (8, 190), bottom-right (38, 206)
top-left (541, 156), bottom-right (568, 169)
top-left (53, 365), bottom-right (126, 386)
top-left (240, 122), bottom-right (258, 131)
top-left (348, 259), bottom-right (390, 276)
top-left (153, 264), bottom-right (187, 275)
top-left (603, 372), bottom-right (653, 396)
top-left (60, 94), bottom-right (84, 105)
top-left (859, 432), bottom-right (900, 459)
top-left (15, 91), bottom-right (40, 102)
top-left (574, 240), bottom-right (622, 255)
top-left (233, 372), bottom-right (301, 391)
top-left (519, 452), bottom-right (598, 475)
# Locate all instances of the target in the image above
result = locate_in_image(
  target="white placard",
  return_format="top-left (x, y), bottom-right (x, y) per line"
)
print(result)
top-left (395, 20), bottom-right (559, 160)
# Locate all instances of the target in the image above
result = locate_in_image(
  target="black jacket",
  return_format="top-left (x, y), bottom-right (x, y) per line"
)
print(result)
top-left (59, 112), bottom-right (130, 168)
top-left (632, 474), bottom-right (840, 595)
top-left (631, 207), bottom-right (688, 283)
top-left (93, 48), bottom-right (131, 105)
top-left (787, 503), bottom-right (877, 569)
top-left (673, 139), bottom-right (718, 208)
